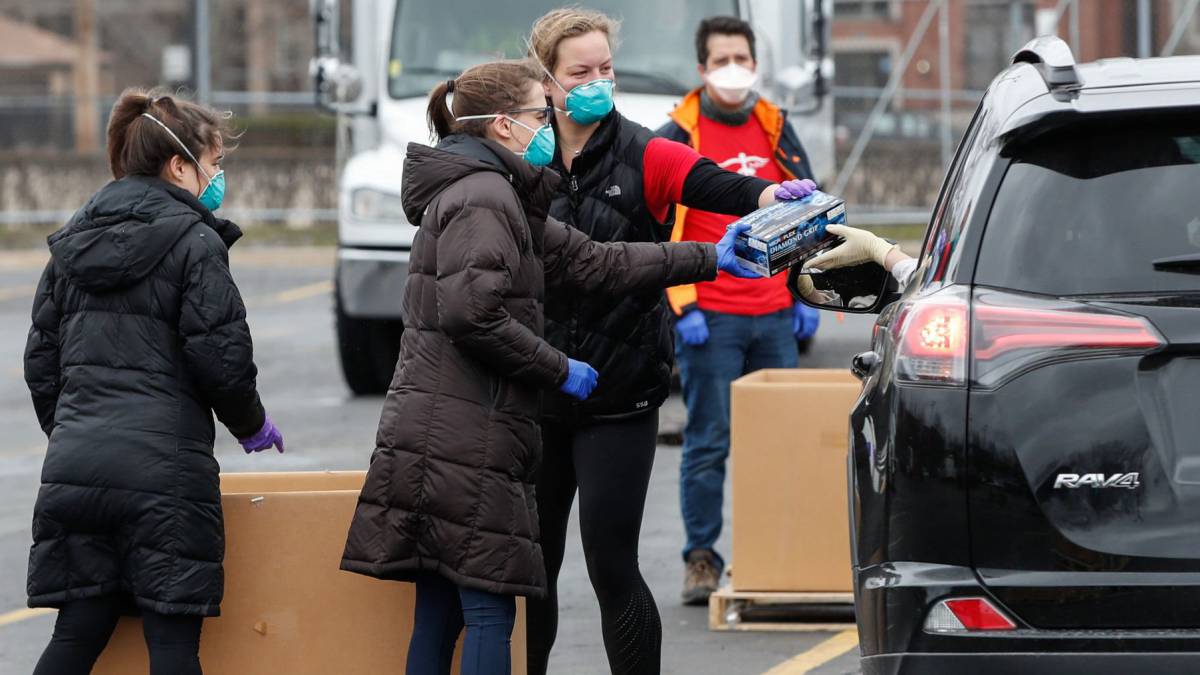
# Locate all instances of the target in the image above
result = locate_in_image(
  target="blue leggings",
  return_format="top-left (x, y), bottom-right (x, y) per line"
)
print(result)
top-left (407, 572), bottom-right (516, 675)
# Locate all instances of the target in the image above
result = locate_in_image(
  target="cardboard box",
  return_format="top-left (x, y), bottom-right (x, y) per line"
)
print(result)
top-left (93, 471), bottom-right (527, 675)
top-left (730, 369), bottom-right (860, 592)
top-left (732, 191), bottom-right (847, 277)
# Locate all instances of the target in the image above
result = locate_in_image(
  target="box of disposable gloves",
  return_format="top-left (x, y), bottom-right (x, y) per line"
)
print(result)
top-left (732, 190), bottom-right (847, 277)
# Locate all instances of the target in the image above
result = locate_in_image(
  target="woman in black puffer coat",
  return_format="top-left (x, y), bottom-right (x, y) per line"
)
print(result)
top-left (340, 60), bottom-right (755, 675)
top-left (23, 89), bottom-right (282, 675)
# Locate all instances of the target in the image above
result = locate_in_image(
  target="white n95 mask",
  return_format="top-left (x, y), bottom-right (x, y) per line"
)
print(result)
top-left (705, 63), bottom-right (759, 105)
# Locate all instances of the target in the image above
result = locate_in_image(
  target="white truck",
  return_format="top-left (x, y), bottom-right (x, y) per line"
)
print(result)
top-left (311, 0), bottom-right (834, 394)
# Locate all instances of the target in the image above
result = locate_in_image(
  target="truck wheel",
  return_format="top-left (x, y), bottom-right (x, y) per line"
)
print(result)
top-left (336, 299), bottom-right (403, 396)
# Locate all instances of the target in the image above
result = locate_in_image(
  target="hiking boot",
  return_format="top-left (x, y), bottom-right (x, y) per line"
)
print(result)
top-left (682, 550), bottom-right (720, 606)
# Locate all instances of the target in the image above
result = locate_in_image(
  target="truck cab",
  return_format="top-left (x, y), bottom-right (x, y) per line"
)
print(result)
top-left (313, 0), bottom-right (834, 394)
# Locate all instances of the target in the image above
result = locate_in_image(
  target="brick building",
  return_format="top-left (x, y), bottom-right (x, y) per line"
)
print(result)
top-left (831, 0), bottom-right (1198, 125)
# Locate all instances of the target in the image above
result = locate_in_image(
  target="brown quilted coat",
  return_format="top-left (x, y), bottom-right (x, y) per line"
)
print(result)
top-left (340, 135), bottom-right (715, 597)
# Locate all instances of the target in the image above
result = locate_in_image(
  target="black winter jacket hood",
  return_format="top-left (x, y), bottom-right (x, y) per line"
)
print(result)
top-left (49, 176), bottom-right (241, 293)
top-left (402, 134), bottom-right (560, 227)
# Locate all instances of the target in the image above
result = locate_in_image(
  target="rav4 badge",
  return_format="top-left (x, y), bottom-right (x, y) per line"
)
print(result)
top-left (1053, 473), bottom-right (1141, 489)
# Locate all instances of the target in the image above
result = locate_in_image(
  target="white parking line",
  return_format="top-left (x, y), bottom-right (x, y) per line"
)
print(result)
top-left (761, 629), bottom-right (859, 675)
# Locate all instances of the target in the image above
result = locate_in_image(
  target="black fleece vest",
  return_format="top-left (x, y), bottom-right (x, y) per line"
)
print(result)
top-left (543, 111), bottom-right (673, 422)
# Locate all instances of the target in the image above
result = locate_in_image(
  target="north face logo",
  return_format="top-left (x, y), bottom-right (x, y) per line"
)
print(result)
top-left (605, 185), bottom-right (622, 197)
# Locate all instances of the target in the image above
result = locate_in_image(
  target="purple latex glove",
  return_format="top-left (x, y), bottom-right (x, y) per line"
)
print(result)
top-left (239, 415), bottom-right (285, 454)
top-left (560, 358), bottom-right (599, 401)
top-left (715, 222), bottom-right (762, 279)
top-left (675, 309), bottom-right (709, 347)
top-left (793, 301), bottom-right (821, 341)
top-left (774, 178), bottom-right (817, 201)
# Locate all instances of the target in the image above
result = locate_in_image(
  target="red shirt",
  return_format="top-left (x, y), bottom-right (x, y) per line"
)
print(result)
top-left (642, 137), bottom-right (700, 223)
top-left (684, 115), bottom-right (792, 316)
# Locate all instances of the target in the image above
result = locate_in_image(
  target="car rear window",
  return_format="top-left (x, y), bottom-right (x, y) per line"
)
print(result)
top-left (975, 114), bottom-right (1200, 296)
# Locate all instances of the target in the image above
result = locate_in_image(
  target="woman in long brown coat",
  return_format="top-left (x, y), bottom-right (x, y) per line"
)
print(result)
top-left (339, 59), bottom-right (759, 675)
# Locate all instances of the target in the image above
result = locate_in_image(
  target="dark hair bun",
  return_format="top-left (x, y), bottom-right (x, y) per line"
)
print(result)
top-left (105, 88), bottom-right (232, 180)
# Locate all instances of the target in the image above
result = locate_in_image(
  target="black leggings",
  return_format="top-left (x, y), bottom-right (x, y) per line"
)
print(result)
top-left (33, 595), bottom-right (203, 675)
top-left (528, 411), bottom-right (661, 675)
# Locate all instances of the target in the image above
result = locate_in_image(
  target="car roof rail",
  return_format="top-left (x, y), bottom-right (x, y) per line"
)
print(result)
top-left (1012, 36), bottom-right (1082, 95)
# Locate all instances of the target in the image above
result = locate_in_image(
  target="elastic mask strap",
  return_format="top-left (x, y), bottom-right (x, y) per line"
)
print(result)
top-left (525, 38), bottom-right (569, 96)
top-left (455, 114), bottom-right (544, 157)
top-left (454, 114), bottom-right (539, 140)
top-left (455, 113), bottom-right (537, 132)
top-left (141, 113), bottom-right (211, 182)
top-left (505, 116), bottom-right (538, 134)
top-left (453, 113), bottom-right (499, 122)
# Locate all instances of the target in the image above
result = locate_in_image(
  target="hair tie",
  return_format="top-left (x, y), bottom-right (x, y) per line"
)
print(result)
top-left (445, 80), bottom-right (457, 117)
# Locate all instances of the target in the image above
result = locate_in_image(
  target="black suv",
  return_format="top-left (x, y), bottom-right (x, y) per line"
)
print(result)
top-left (831, 38), bottom-right (1200, 674)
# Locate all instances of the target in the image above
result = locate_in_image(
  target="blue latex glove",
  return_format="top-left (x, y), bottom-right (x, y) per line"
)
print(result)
top-left (675, 309), bottom-right (709, 347)
top-left (793, 301), bottom-right (820, 341)
top-left (715, 222), bottom-right (762, 279)
top-left (774, 178), bottom-right (817, 201)
top-left (239, 415), bottom-right (285, 454)
top-left (560, 358), bottom-right (599, 401)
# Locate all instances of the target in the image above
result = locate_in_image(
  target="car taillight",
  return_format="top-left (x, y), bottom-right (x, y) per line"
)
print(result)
top-left (924, 597), bottom-right (1017, 633)
top-left (971, 288), bottom-right (1164, 389)
top-left (895, 287), bottom-right (1165, 388)
top-left (895, 286), bottom-right (970, 386)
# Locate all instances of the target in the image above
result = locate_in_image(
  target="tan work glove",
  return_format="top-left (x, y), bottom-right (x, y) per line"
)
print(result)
top-left (808, 224), bottom-right (898, 270)
top-left (788, 268), bottom-right (836, 305)
top-left (790, 270), bottom-right (819, 301)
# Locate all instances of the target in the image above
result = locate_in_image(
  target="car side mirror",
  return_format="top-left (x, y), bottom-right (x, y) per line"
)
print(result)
top-left (787, 258), bottom-right (896, 314)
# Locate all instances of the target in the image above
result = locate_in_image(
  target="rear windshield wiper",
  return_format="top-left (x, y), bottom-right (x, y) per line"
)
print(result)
top-left (1152, 253), bottom-right (1200, 273)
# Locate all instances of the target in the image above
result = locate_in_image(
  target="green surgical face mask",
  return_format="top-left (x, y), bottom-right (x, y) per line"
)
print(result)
top-left (530, 53), bottom-right (615, 125)
top-left (506, 117), bottom-right (557, 167)
top-left (456, 109), bottom-right (557, 167)
top-left (552, 77), bottom-right (614, 125)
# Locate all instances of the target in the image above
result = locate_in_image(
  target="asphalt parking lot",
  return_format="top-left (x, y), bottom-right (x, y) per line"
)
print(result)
top-left (0, 245), bottom-right (873, 674)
